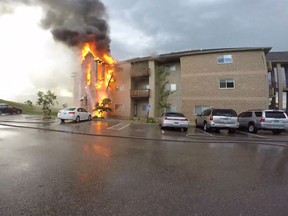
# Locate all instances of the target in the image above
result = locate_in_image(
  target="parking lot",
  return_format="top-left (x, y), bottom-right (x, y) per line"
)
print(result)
top-left (1, 114), bottom-right (288, 215)
top-left (1, 114), bottom-right (288, 145)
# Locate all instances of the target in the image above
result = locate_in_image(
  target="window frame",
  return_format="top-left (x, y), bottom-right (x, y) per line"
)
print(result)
top-left (164, 64), bottom-right (176, 72)
top-left (217, 54), bottom-right (233, 64)
top-left (219, 79), bottom-right (235, 89)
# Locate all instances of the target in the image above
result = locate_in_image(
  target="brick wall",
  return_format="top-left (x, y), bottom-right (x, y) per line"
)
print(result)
top-left (181, 51), bottom-right (269, 122)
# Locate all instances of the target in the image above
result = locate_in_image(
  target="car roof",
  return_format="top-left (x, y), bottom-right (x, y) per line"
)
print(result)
top-left (210, 108), bottom-right (235, 111)
top-left (246, 109), bottom-right (284, 112)
top-left (164, 112), bottom-right (184, 115)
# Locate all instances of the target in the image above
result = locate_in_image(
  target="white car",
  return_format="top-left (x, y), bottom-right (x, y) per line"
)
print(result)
top-left (159, 112), bottom-right (189, 132)
top-left (57, 107), bottom-right (92, 123)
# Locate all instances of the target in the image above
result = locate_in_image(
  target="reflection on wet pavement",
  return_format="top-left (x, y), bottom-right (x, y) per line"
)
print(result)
top-left (1, 123), bottom-right (288, 215)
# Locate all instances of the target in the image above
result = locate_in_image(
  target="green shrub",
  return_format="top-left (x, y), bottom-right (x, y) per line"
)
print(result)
top-left (146, 117), bottom-right (156, 123)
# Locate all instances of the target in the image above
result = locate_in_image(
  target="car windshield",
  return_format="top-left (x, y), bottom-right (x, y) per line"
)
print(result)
top-left (64, 107), bottom-right (76, 111)
top-left (265, 111), bottom-right (286, 119)
top-left (165, 112), bottom-right (185, 117)
top-left (212, 109), bottom-right (237, 117)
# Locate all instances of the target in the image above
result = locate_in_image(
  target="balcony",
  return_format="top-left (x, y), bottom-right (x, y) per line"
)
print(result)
top-left (130, 89), bottom-right (150, 98)
top-left (131, 69), bottom-right (150, 78)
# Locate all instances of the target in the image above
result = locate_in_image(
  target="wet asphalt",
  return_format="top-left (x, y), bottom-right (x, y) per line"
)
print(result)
top-left (1, 115), bottom-right (288, 215)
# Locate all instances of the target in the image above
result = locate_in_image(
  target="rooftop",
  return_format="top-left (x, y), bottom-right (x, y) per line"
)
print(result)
top-left (266, 51), bottom-right (288, 62)
top-left (122, 47), bottom-right (272, 63)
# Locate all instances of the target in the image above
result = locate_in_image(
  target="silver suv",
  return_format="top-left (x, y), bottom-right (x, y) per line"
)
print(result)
top-left (238, 109), bottom-right (288, 134)
top-left (195, 108), bottom-right (239, 133)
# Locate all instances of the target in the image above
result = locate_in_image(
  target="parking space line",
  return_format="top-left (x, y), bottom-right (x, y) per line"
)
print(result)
top-left (194, 128), bottom-right (214, 136)
top-left (107, 123), bottom-right (130, 130)
top-left (237, 130), bottom-right (268, 139)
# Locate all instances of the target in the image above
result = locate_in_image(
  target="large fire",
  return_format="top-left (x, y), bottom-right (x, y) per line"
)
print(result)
top-left (81, 42), bottom-right (115, 118)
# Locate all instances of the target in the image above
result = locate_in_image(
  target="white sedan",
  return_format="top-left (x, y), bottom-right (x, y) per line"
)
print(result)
top-left (159, 112), bottom-right (189, 132)
top-left (57, 107), bottom-right (92, 123)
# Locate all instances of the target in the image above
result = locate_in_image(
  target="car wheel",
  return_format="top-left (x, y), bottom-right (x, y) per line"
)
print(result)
top-left (203, 122), bottom-right (209, 132)
top-left (272, 130), bottom-right (281, 135)
top-left (75, 116), bottom-right (80, 123)
top-left (88, 115), bottom-right (92, 121)
top-left (183, 128), bottom-right (188, 132)
top-left (248, 123), bottom-right (257, 134)
top-left (16, 110), bottom-right (21, 114)
top-left (61, 119), bottom-right (65, 123)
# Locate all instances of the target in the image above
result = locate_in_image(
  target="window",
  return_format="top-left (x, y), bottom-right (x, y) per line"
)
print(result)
top-left (265, 111), bottom-right (286, 118)
top-left (239, 112), bottom-right (252, 117)
top-left (219, 79), bottom-right (235, 89)
top-left (203, 109), bottom-right (211, 116)
top-left (165, 65), bottom-right (176, 72)
top-left (115, 104), bottom-right (124, 111)
top-left (165, 83), bottom-right (177, 91)
top-left (255, 112), bottom-right (262, 117)
top-left (115, 84), bottom-right (124, 92)
top-left (170, 84), bottom-right (176, 91)
top-left (212, 109), bottom-right (237, 117)
top-left (217, 55), bottom-right (233, 64)
top-left (195, 105), bottom-right (210, 115)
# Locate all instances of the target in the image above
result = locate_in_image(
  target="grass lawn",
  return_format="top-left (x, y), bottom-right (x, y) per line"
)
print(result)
top-left (0, 99), bottom-right (59, 116)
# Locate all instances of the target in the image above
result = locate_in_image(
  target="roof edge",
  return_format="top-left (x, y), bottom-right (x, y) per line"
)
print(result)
top-left (120, 47), bottom-right (272, 63)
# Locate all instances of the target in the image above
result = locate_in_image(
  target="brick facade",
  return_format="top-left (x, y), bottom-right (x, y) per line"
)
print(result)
top-left (181, 51), bottom-right (269, 121)
top-left (112, 48), bottom-right (271, 122)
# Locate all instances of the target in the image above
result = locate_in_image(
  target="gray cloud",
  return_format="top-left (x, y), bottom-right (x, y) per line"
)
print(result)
top-left (105, 0), bottom-right (288, 60)
top-left (2, 0), bottom-right (111, 53)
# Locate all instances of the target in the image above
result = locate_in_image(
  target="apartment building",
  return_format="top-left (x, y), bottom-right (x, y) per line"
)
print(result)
top-left (109, 47), bottom-right (273, 121)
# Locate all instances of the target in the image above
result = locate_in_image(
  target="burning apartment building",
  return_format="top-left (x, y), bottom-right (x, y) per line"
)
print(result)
top-left (77, 43), bottom-right (115, 117)
top-left (19, 0), bottom-right (117, 117)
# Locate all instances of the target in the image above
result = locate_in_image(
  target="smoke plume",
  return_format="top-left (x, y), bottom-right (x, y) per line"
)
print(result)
top-left (6, 0), bottom-right (111, 53)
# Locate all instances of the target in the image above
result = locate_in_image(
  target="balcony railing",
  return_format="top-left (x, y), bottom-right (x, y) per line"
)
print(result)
top-left (130, 89), bottom-right (150, 98)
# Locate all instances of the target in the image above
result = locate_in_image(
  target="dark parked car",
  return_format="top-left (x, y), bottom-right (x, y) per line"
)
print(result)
top-left (0, 103), bottom-right (22, 115)
top-left (238, 109), bottom-right (288, 134)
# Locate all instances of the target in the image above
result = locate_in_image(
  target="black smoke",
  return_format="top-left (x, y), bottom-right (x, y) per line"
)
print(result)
top-left (5, 0), bottom-right (111, 53)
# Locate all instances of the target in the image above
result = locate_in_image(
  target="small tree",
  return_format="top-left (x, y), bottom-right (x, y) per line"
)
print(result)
top-left (24, 100), bottom-right (33, 108)
top-left (156, 66), bottom-right (174, 114)
top-left (94, 98), bottom-right (112, 118)
top-left (36, 90), bottom-right (58, 119)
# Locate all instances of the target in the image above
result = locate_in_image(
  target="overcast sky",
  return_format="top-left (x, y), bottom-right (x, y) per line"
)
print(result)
top-left (0, 0), bottom-right (288, 101)
top-left (105, 0), bottom-right (288, 60)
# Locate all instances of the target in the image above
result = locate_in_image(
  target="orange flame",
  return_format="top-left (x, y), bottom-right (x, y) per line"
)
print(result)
top-left (81, 42), bottom-right (116, 118)
top-left (103, 54), bottom-right (115, 65)
top-left (86, 64), bottom-right (91, 86)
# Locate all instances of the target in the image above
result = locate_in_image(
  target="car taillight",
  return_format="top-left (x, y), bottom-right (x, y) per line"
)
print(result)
top-left (260, 117), bottom-right (265, 122)
top-left (69, 112), bottom-right (75, 114)
top-left (164, 117), bottom-right (168, 120)
top-left (209, 115), bottom-right (213, 120)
